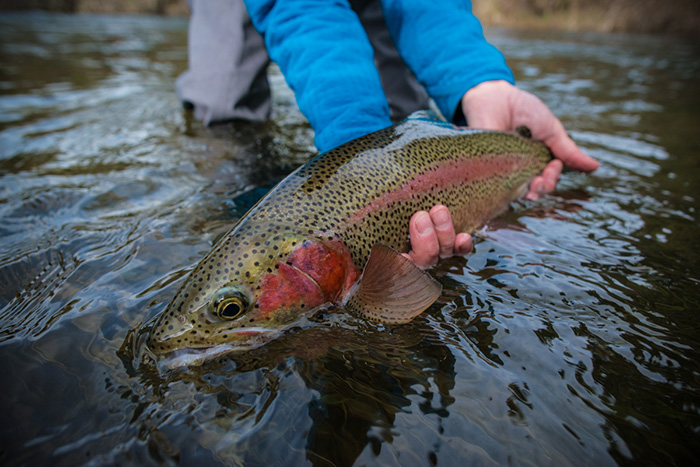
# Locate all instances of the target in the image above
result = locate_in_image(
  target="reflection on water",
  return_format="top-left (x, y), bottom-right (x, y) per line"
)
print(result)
top-left (1, 12), bottom-right (699, 466)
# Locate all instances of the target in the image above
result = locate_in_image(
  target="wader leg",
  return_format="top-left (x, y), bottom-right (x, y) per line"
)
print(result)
top-left (176, 0), bottom-right (271, 125)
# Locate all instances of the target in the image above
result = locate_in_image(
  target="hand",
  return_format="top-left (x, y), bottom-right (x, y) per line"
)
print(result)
top-left (404, 205), bottom-right (473, 268)
top-left (461, 80), bottom-right (599, 199)
top-left (404, 82), bottom-right (597, 268)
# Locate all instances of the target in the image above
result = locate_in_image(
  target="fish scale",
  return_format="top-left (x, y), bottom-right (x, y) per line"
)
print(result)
top-left (146, 111), bottom-right (552, 364)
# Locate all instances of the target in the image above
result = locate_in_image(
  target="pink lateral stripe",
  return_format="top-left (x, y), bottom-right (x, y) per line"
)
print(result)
top-left (347, 152), bottom-right (529, 225)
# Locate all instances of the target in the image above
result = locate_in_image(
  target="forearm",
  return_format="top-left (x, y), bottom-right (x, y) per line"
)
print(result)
top-left (381, 0), bottom-right (514, 122)
top-left (244, 0), bottom-right (393, 152)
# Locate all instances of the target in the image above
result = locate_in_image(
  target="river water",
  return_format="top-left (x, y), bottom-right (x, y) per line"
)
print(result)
top-left (1, 12), bottom-right (699, 466)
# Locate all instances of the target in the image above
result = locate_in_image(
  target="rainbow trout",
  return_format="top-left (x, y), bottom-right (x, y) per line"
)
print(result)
top-left (147, 111), bottom-right (551, 364)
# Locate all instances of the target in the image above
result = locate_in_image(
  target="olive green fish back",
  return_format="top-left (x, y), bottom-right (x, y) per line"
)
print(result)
top-left (232, 116), bottom-right (551, 266)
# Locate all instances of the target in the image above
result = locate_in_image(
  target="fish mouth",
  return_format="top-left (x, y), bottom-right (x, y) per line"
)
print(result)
top-left (152, 327), bottom-right (283, 370)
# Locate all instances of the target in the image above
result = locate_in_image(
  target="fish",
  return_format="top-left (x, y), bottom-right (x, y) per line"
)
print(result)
top-left (145, 111), bottom-right (552, 365)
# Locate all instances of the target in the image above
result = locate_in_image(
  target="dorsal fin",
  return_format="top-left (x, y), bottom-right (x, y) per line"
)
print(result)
top-left (406, 110), bottom-right (452, 127)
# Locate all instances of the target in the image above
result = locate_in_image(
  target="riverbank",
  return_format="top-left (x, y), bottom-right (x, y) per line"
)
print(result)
top-left (473, 0), bottom-right (700, 36)
top-left (2, 0), bottom-right (699, 36)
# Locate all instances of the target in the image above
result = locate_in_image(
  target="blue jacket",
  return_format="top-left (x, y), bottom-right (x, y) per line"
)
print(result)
top-left (244, 0), bottom-right (514, 152)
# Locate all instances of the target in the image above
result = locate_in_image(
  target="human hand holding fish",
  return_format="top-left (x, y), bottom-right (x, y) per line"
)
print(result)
top-left (404, 205), bottom-right (473, 268)
top-left (461, 80), bottom-right (600, 199)
top-left (405, 81), bottom-right (600, 268)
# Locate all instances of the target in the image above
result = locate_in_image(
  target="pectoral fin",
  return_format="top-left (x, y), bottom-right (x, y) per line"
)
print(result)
top-left (345, 244), bottom-right (442, 324)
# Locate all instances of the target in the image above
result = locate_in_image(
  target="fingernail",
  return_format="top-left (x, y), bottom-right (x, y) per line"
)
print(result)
top-left (455, 233), bottom-right (472, 254)
top-left (415, 212), bottom-right (433, 235)
top-left (432, 208), bottom-right (450, 228)
top-left (530, 178), bottom-right (543, 194)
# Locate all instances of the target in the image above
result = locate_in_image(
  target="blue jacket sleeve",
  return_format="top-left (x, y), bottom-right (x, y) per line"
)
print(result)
top-left (381, 0), bottom-right (514, 122)
top-left (244, 0), bottom-right (514, 151)
top-left (244, 0), bottom-right (393, 153)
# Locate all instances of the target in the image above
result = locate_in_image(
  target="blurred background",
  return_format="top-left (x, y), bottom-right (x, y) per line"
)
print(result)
top-left (1, 0), bottom-right (699, 36)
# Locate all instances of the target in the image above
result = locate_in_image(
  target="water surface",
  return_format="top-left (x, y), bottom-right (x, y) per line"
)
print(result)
top-left (1, 12), bottom-right (699, 466)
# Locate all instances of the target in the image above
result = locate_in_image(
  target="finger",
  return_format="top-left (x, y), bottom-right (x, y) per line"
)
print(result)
top-left (526, 177), bottom-right (542, 200)
top-left (541, 159), bottom-right (563, 192)
top-left (527, 159), bottom-right (562, 199)
top-left (454, 233), bottom-right (473, 255)
top-left (429, 205), bottom-right (456, 258)
top-left (542, 122), bottom-right (599, 173)
top-left (408, 210), bottom-right (440, 268)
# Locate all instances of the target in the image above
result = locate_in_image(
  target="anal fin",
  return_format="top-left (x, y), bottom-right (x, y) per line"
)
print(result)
top-left (345, 244), bottom-right (442, 324)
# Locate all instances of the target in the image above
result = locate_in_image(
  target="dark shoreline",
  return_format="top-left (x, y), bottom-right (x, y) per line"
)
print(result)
top-left (474, 0), bottom-right (700, 37)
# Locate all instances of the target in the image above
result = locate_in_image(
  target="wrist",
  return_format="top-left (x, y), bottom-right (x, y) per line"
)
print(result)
top-left (461, 80), bottom-right (515, 109)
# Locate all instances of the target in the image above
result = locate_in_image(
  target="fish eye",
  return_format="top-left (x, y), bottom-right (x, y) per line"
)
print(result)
top-left (211, 288), bottom-right (249, 320)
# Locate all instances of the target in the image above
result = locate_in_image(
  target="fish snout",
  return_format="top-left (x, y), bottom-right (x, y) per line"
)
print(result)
top-left (145, 311), bottom-right (195, 354)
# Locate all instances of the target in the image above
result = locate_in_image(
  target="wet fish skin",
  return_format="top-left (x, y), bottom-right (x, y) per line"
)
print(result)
top-left (146, 111), bottom-right (552, 360)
